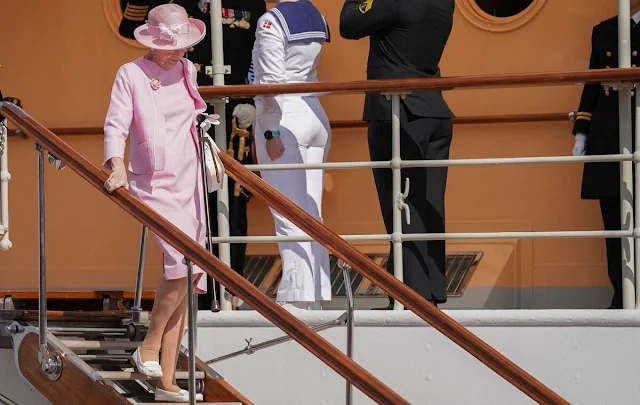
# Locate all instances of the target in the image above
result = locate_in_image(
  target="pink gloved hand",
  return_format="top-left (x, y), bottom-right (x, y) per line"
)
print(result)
top-left (104, 157), bottom-right (129, 193)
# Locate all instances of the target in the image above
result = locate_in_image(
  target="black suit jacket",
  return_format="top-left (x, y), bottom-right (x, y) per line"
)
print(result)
top-left (339, 0), bottom-right (455, 121)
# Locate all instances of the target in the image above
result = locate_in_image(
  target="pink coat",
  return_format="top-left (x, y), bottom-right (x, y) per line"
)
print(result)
top-left (103, 57), bottom-right (207, 173)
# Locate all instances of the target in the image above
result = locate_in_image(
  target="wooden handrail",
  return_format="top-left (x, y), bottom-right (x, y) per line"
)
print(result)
top-left (0, 102), bottom-right (410, 405)
top-left (219, 153), bottom-right (568, 405)
top-left (0, 100), bottom-right (570, 403)
top-left (198, 67), bottom-right (640, 98)
top-left (7, 112), bottom-right (574, 137)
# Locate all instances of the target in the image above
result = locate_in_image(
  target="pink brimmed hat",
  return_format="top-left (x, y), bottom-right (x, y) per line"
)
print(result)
top-left (133, 4), bottom-right (205, 51)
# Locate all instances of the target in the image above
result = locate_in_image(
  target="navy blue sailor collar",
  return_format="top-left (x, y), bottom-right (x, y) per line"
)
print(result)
top-left (269, 0), bottom-right (331, 44)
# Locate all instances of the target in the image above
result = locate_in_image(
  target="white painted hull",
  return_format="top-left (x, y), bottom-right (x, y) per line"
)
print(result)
top-left (3, 310), bottom-right (639, 404)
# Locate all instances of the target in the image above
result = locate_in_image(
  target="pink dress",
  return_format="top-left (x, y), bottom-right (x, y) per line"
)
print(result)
top-left (128, 58), bottom-right (207, 294)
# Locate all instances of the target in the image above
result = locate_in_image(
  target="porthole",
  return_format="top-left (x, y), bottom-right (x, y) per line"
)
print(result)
top-left (474, 0), bottom-right (534, 18)
top-left (455, 0), bottom-right (546, 32)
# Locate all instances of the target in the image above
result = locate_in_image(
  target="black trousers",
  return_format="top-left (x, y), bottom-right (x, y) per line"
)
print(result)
top-left (599, 196), bottom-right (623, 309)
top-left (368, 105), bottom-right (453, 305)
top-left (198, 99), bottom-right (253, 310)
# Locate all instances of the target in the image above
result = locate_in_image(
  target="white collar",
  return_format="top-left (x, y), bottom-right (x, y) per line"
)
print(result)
top-left (633, 10), bottom-right (640, 25)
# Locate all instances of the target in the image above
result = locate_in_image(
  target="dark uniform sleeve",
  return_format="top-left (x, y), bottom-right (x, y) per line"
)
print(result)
top-left (339, 0), bottom-right (400, 40)
top-left (573, 26), bottom-right (600, 136)
top-left (119, 0), bottom-right (152, 39)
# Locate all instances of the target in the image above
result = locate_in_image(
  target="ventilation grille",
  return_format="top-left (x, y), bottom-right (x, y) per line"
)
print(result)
top-left (243, 252), bottom-right (482, 297)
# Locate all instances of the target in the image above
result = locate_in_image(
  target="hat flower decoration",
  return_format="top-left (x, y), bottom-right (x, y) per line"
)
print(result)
top-left (133, 3), bottom-right (206, 51)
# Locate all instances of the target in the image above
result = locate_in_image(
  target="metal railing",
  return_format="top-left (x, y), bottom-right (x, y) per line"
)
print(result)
top-left (0, 101), bottom-right (413, 404)
top-left (0, 71), bottom-right (573, 402)
top-left (0, 114), bottom-right (10, 251)
top-left (5, 111), bottom-right (577, 137)
top-left (196, 69), bottom-right (640, 312)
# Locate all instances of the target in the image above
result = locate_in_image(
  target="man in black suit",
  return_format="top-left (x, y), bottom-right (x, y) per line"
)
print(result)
top-left (572, 1), bottom-right (640, 309)
top-left (339, 0), bottom-right (455, 308)
top-left (119, 0), bottom-right (267, 310)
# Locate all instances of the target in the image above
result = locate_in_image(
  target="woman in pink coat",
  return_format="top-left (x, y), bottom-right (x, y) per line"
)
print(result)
top-left (102, 4), bottom-right (211, 402)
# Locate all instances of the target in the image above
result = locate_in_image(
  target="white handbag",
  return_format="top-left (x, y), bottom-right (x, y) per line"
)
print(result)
top-left (198, 113), bottom-right (225, 193)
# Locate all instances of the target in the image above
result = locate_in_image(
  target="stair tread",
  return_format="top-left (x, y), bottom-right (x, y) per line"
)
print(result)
top-left (62, 340), bottom-right (141, 350)
top-left (133, 403), bottom-right (240, 404)
top-left (98, 370), bottom-right (205, 380)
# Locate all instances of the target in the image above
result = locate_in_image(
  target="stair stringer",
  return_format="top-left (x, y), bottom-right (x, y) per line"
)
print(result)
top-left (10, 324), bottom-right (130, 405)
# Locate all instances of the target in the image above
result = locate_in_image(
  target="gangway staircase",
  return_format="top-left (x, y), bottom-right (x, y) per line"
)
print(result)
top-left (5, 68), bottom-right (629, 403)
top-left (1, 309), bottom-right (250, 404)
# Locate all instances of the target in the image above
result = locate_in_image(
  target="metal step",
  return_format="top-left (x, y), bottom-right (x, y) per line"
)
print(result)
top-left (98, 370), bottom-right (205, 381)
top-left (61, 340), bottom-right (140, 350)
top-left (49, 326), bottom-right (131, 338)
top-left (78, 353), bottom-right (132, 362)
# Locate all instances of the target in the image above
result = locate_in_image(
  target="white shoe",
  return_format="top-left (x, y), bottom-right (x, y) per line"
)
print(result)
top-left (155, 387), bottom-right (203, 402)
top-left (131, 347), bottom-right (163, 378)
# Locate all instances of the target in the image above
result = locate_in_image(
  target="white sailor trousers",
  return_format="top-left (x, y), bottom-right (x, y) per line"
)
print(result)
top-left (255, 95), bottom-right (332, 303)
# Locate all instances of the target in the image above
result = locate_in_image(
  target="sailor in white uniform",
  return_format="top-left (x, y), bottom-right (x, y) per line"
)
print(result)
top-left (252, 0), bottom-right (331, 309)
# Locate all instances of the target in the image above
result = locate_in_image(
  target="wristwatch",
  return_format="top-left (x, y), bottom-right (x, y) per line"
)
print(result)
top-left (264, 130), bottom-right (280, 140)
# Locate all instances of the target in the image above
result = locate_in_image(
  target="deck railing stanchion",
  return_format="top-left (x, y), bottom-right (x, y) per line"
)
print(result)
top-left (635, 82), bottom-right (640, 309)
top-left (618, 0), bottom-right (636, 309)
top-left (0, 113), bottom-right (11, 251)
top-left (185, 258), bottom-right (197, 405)
top-left (35, 143), bottom-right (62, 380)
top-left (340, 261), bottom-right (355, 405)
top-left (197, 120), bottom-right (221, 312)
top-left (132, 225), bottom-right (148, 318)
top-left (210, 0), bottom-right (232, 311)
top-left (37, 144), bottom-right (48, 357)
top-left (388, 93), bottom-right (406, 310)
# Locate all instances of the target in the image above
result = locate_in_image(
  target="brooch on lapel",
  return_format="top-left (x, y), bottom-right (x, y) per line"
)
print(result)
top-left (150, 78), bottom-right (161, 91)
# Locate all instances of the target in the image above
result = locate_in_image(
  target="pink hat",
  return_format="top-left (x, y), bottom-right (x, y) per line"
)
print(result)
top-left (133, 4), bottom-right (206, 51)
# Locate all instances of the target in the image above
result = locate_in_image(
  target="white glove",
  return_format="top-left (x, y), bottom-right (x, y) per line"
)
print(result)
top-left (573, 133), bottom-right (587, 156)
top-left (232, 104), bottom-right (256, 129)
top-left (198, 113), bottom-right (221, 132)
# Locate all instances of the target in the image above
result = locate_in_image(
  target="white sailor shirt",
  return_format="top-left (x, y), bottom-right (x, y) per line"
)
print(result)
top-left (251, 11), bottom-right (326, 132)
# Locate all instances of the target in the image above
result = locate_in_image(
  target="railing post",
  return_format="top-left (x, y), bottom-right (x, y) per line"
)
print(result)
top-left (340, 261), bottom-right (355, 405)
top-left (618, 0), bottom-right (636, 309)
top-left (209, 0), bottom-right (232, 311)
top-left (132, 225), bottom-right (148, 319)
top-left (386, 93), bottom-right (407, 310)
top-left (0, 114), bottom-right (11, 251)
top-left (185, 258), bottom-right (197, 405)
top-left (36, 144), bottom-right (47, 356)
top-left (635, 82), bottom-right (640, 309)
top-left (35, 143), bottom-right (62, 380)
top-left (197, 121), bottom-right (221, 312)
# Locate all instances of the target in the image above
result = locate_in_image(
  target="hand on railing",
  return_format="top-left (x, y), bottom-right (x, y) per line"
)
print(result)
top-left (104, 157), bottom-right (129, 193)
